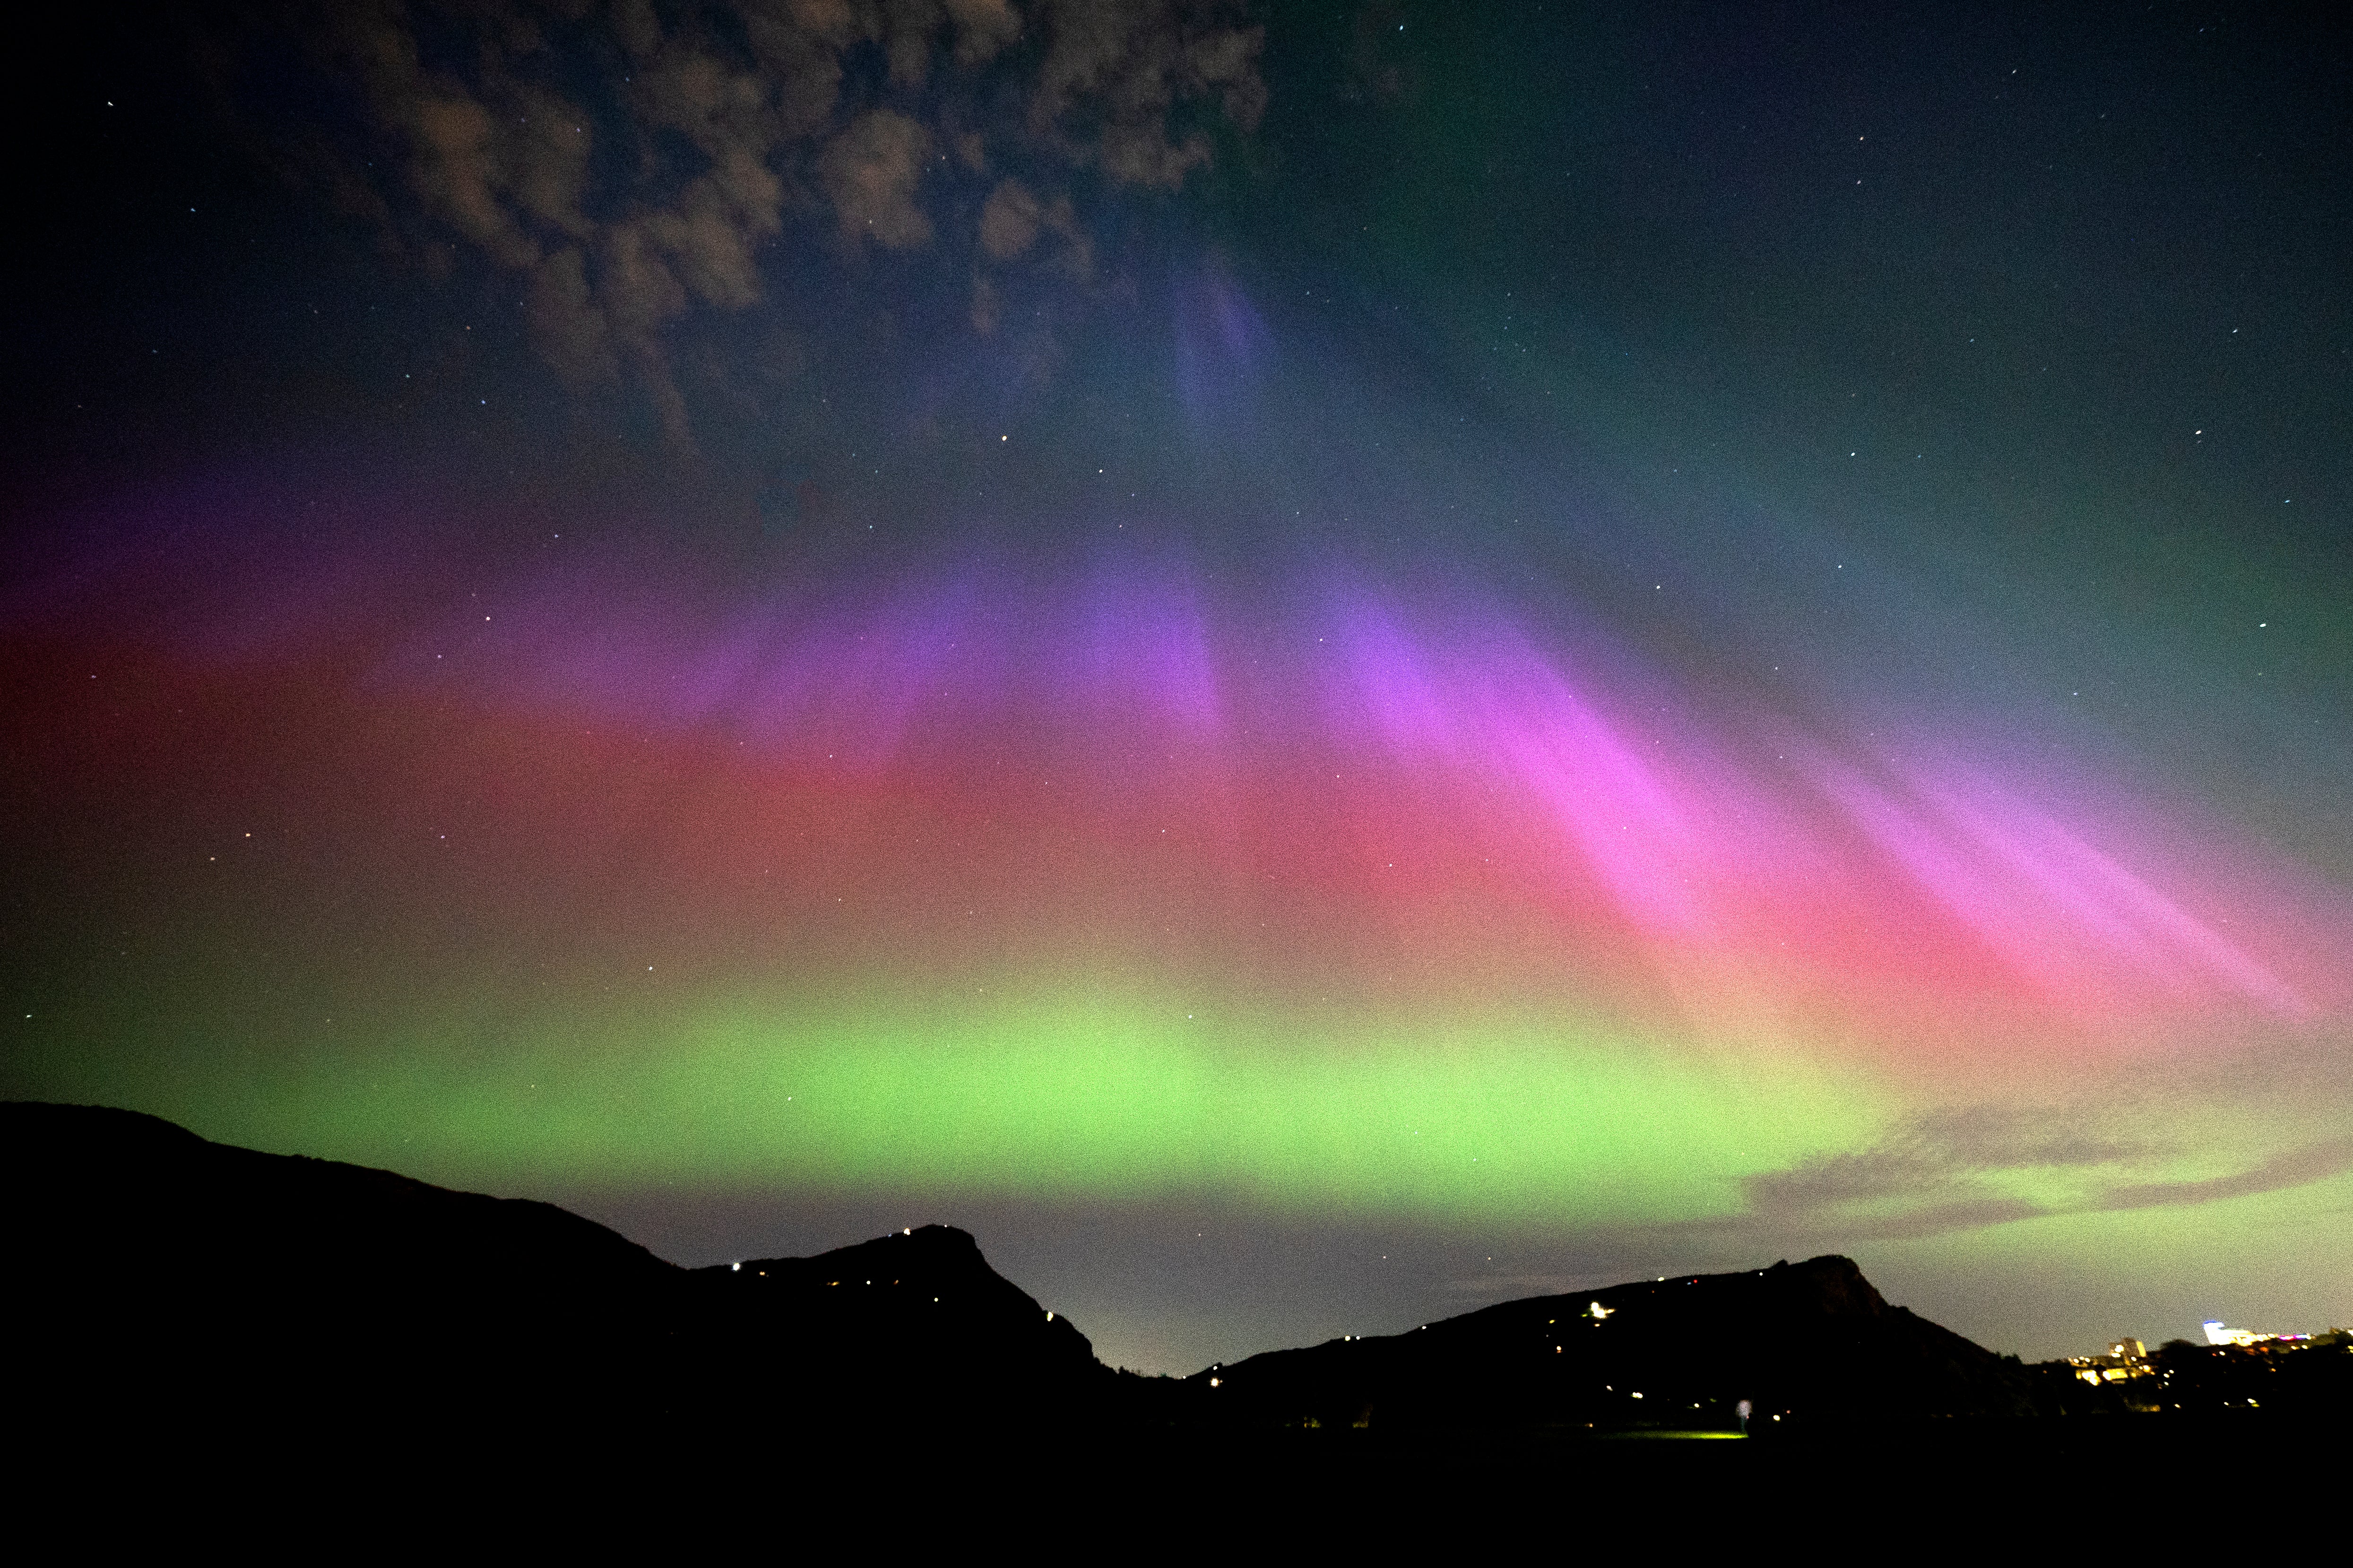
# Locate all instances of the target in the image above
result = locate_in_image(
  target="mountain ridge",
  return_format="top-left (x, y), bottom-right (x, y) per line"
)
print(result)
top-left (1180, 1254), bottom-right (2036, 1431)
top-left (6, 1100), bottom-right (2036, 1440)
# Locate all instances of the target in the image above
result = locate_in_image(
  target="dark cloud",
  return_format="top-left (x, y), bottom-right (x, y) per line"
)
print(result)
top-left (2098, 1137), bottom-right (2353, 1212)
top-left (1442, 1270), bottom-right (1580, 1299)
top-left (1029, 0), bottom-right (1263, 188)
top-left (974, 175), bottom-right (1088, 286)
top-left (1744, 1103), bottom-right (2145, 1221)
top-left (1732, 1100), bottom-right (2353, 1243)
top-left (943, 0), bottom-right (1023, 66)
top-left (523, 245), bottom-right (618, 388)
top-left (257, 0), bottom-right (1264, 445)
top-left (817, 108), bottom-right (934, 247)
top-left (977, 175), bottom-right (1042, 258)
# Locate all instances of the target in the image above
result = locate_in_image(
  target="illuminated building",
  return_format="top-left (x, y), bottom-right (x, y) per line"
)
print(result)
top-left (2203, 1321), bottom-right (2280, 1348)
top-left (2068, 1335), bottom-right (2154, 1384)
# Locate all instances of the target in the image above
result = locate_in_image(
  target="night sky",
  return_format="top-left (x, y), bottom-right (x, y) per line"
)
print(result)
top-left (4, 1), bottom-right (2348, 1373)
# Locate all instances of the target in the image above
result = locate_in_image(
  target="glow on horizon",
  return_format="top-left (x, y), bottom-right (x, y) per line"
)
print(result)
top-left (74, 981), bottom-right (1883, 1216)
top-left (3, 510), bottom-right (2345, 1236)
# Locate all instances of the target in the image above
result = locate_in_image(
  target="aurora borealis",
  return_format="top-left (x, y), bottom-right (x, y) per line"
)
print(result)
top-left (5, 2), bottom-right (2348, 1372)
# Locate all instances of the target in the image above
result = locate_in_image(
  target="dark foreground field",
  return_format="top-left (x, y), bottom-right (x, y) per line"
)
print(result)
top-left (37, 1412), bottom-right (2336, 1545)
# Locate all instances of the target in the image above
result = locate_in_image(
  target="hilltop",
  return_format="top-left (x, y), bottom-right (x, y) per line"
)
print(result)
top-left (1163, 1255), bottom-right (2036, 1432)
top-left (7, 1101), bottom-right (2036, 1449)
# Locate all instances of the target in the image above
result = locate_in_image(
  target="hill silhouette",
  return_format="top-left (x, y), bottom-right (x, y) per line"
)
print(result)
top-left (8, 1101), bottom-right (2036, 1450)
top-left (683, 1225), bottom-right (1108, 1425)
top-left (1162, 1257), bottom-right (2036, 1433)
top-left (4, 1102), bottom-right (1099, 1444)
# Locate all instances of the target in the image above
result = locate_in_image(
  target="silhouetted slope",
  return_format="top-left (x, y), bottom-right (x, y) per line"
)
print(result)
top-left (3, 1102), bottom-right (1102, 1442)
top-left (8, 1102), bottom-right (683, 1436)
top-left (9, 1101), bottom-right (675, 1284)
top-left (8, 1103), bottom-right (2040, 1452)
top-left (1177, 1257), bottom-right (2036, 1431)
top-left (683, 1227), bottom-right (1105, 1425)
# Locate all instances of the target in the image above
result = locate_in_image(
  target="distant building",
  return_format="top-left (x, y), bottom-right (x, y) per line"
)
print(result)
top-left (2068, 1335), bottom-right (2153, 1384)
top-left (2203, 1320), bottom-right (2280, 1347)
